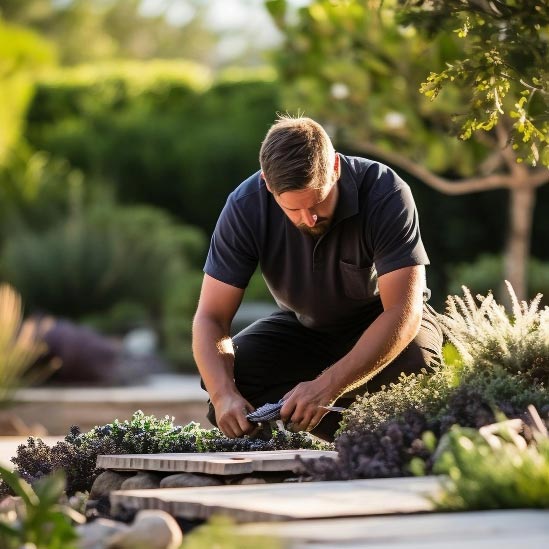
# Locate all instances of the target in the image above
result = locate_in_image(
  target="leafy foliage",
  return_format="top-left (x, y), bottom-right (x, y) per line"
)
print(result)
top-left (439, 282), bottom-right (549, 384)
top-left (433, 418), bottom-right (549, 509)
top-left (401, 0), bottom-right (549, 166)
top-left (0, 411), bottom-right (328, 496)
top-left (307, 366), bottom-right (548, 481)
top-left (266, 0), bottom-right (483, 174)
top-left (0, 464), bottom-right (84, 549)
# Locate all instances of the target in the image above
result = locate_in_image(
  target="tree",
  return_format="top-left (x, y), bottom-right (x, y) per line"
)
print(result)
top-left (266, 0), bottom-right (549, 300)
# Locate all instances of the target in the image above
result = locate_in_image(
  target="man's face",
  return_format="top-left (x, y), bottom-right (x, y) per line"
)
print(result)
top-left (267, 155), bottom-right (340, 237)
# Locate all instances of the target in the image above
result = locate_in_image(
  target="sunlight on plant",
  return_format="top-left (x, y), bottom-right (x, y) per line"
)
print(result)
top-left (433, 407), bottom-right (549, 510)
top-left (182, 516), bottom-right (282, 549)
top-left (438, 281), bottom-right (549, 383)
top-left (0, 284), bottom-right (47, 405)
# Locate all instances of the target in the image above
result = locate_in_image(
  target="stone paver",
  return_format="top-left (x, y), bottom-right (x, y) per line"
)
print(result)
top-left (237, 509), bottom-right (549, 548)
top-left (110, 476), bottom-right (440, 522)
top-left (97, 449), bottom-right (337, 475)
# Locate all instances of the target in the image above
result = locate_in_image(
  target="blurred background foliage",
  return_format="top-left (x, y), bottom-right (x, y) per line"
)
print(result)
top-left (0, 0), bottom-right (548, 374)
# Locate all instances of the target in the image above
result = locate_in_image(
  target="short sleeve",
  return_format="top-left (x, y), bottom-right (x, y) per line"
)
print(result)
top-left (370, 177), bottom-right (429, 277)
top-left (204, 194), bottom-right (259, 288)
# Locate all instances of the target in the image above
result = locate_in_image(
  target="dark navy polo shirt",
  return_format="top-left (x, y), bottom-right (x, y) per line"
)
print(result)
top-left (204, 155), bottom-right (429, 332)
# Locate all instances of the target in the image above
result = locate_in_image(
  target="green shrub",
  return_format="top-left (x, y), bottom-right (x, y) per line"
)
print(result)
top-left (440, 282), bottom-right (549, 384)
top-left (1, 203), bottom-right (207, 370)
top-left (433, 418), bottom-right (549, 510)
top-left (340, 364), bottom-right (455, 435)
top-left (0, 144), bottom-right (77, 237)
top-left (26, 63), bottom-right (280, 232)
top-left (1, 203), bottom-right (206, 317)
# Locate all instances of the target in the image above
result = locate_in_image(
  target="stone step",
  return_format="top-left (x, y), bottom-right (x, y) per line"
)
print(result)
top-left (110, 476), bottom-right (440, 523)
top-left (237, 509), bottom-right (549, 549)
top-left (97, 449), bottom-right (338, 476)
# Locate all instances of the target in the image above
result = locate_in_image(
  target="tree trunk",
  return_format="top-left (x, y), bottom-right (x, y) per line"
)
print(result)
top-left (503, 185), bottom-right (536, 302)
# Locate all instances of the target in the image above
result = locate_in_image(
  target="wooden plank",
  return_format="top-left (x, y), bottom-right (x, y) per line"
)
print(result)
top-left (238, 510), bottom-right (549, 548)
top-left (97, 449), bottom-right (337, 475)
top-left (110, 476), bottom-right (440, 523)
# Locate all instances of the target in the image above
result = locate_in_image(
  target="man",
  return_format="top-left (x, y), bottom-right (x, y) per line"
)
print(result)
top-left (192, 116), bottom-right (442, 441)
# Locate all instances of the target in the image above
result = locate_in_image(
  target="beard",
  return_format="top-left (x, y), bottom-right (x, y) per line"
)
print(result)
top-left (296, 218), bottom-right (331, 237)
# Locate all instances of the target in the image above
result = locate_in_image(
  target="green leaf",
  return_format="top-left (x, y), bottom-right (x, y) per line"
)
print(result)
top-left (265, 0), bottom-right (287, 27)
top-left (0, 464), bottom-right (38, 507)
top-left (33, 470), bottom-right (67, 507)
top-left (53, 505), bottom-right (86, 525)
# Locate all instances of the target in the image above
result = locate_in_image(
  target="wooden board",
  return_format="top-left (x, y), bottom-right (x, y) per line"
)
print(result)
top-left (238, 509), bottom-right (549, 548)
top-left (97, 449), bottom-right (337, 475)
top-left (110, 476), bottom-right (440, 523)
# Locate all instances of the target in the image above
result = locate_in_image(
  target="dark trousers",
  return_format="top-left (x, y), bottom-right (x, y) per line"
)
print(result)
top-left (206, 303), bottom-right (443, 441)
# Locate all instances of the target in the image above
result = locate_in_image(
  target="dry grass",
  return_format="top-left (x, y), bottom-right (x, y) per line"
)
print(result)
top-left (0, 284), bottom-right (46, 404)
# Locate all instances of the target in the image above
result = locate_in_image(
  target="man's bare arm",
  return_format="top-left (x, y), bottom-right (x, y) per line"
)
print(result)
top-left (192, 274), bottom-right (255, 438)
top-left (280, 265), bottom-right (425, 432)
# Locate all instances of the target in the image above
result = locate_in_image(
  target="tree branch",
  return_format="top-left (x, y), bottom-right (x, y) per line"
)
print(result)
top-left (352, 140), bottom-right (512, 195)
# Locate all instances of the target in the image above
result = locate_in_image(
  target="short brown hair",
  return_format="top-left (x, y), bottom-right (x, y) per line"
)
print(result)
top-left (259, 116), bottom-right (335, 194)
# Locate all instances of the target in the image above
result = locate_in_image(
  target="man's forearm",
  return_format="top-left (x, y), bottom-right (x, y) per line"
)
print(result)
top-left (320, 305), bottom-right (422, 397)
top-left (192, 315), bottom-right (240, 403)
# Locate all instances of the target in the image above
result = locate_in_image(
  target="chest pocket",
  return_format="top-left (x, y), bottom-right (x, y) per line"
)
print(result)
top-left (339, 261), bottom-right (378, 300)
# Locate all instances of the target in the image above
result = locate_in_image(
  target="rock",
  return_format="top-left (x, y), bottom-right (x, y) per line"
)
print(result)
top-left (227, 472), bottom-right (292, 485)
top-left (120, 472), bottom-right (162, 491)
top-left (85, 499), bottom-right (99, 512)
top-left (105, 510), bottom-right (182, 549)
top-left (90, 471), bottom-right (133, 500)
top-left (77, 518), bottom-right (129, 549)
top-left (159, 472), bottom-right (224, 488)
top-left (232, 476), bottom-right (267, 485)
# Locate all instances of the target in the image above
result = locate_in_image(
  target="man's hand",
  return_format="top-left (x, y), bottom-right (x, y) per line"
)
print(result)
top-left (213, 392), bottom-right (256, 438)
top-left (280, 375), bottom-right (336, 433)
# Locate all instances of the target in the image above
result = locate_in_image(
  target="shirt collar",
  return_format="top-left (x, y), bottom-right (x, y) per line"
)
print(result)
top-left (333, 156), bottom-right (359, 223)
